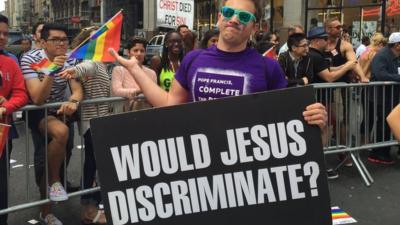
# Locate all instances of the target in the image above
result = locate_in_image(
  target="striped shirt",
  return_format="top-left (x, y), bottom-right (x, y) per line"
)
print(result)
top-left (20, 49), bottom-right (76, 105)
top-left (74, 61), bottom-right (110, 133)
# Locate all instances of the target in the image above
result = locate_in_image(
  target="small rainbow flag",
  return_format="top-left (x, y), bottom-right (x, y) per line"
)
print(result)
top-left (69, 10), bottom-right (123, 62)
top-left (331, 206), bottom-right (357, 224)
top-left (30, 58), bottom-right (61, 75)
top-left (0, 123), bottom-right (10, 159)
top-left (263, 46), bottom-right (277, 60)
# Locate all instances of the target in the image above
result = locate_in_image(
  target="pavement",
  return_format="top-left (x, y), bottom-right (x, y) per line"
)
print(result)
top-left (4, 122), bottom-right (400, 225)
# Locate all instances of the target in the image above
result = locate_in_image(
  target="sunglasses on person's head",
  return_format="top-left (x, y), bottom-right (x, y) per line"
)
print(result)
top-left (220, 6), bottom-right (256, 25)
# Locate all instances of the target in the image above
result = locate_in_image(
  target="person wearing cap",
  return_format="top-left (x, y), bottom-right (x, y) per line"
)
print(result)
top-left (368, 32), bottom-right (400, 165)
top-left (308, 27), bottom-right (359, 179)
top-left (278, 33), bottom-right (313, 87)
top-left (308, 27), bottom-right (358, 83)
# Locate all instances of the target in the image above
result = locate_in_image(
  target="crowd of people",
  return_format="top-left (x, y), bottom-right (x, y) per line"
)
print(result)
top-left (1, 0), bottom-right (400, 224)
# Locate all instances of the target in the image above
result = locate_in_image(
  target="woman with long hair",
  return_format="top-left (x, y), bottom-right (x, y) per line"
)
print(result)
top-left (150, 30), bottom-right (184, 91)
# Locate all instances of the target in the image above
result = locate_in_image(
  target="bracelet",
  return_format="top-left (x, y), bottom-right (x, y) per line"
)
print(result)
top-left (69, 99), bottom-right (80, 107)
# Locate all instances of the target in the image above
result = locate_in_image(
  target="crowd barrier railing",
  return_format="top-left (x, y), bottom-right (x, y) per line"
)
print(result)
top-left (1, 82), bottom-right (399, 216)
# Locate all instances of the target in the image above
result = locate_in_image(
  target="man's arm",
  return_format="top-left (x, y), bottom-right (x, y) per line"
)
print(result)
top-left (110, 49), bottom-right (188, 107)
top-left (25, 76), bottom-right (54, 105)
top-left (343, 41), bottom-right (368, 82)
top-left (318, 60), bottom-right (357, 82)
top-left (21, 54), bottom-right (55, 105)
top-left (387, 104), bottom-right (400, 141)
top-left (56, 78), bottom-right (83, 116)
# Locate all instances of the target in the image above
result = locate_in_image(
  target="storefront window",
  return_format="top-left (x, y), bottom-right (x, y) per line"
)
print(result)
top-left (306, 0), bottom-right (385, 47)
top-left (195, 0), bottom-right (220, 37)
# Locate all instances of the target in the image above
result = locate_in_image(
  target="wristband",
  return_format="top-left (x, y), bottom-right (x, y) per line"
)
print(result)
top-left (69, 99), bottom-right (80, 107)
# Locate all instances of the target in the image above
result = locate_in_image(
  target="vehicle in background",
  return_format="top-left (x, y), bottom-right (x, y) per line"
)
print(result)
top-left (145, 34), bottom-right (165, 64)
top-left (5, 30), bottom-right (24, 55)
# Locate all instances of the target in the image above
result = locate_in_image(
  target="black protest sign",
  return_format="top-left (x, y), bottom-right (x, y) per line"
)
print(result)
top-left (91, 86), bottom-right (332, 225)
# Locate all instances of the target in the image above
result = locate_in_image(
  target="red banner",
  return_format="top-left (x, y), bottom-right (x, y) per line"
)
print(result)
top-left (0, 123), bottom-right (10, 159)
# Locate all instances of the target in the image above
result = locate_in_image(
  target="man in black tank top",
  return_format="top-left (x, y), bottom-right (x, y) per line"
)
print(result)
top-left (323, 18), bottom-right (369, 170)
top-left (324, 17), bottom-right (368, 83)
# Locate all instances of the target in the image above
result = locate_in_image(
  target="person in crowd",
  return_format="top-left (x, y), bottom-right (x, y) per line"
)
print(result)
top-left (21, 23), bottom-right (83, 225)
top-left (387, 104), bottom-right (400, 141)
top-left (32, 22), bottom-right (45, 49)
top-left (57, 26), bottom-right (109, 225)
top-left (324, 17), bottom-right (368, 82)
top-left (150, 30), bottom-right (183, 92)
top-left (182, 30), bottom-right (197, 54)
top-left (356, 36), bottom-right (370, 58)
top-left (309, 27), bottom-right (358, 83)
top-left (256, 31), bottom-right (279, 59)
top-left (109, 0), bottom-right (327, 140)
top-left (368, 32), bottom-right (400, 165)
top-left (112, 36), bottom-right (157, 111)
top-left (324, 18), bottom-right (368, 170)
top-left (0, 14), bottom-right (29, 225)
top-left (308, 27), bottom-right (358, 179)
top-left (278, 33), bottom-right (313, 87)
top-left (177, 24), bottom-right (190, 39)
top-left (16, 37), bottom-right (32, 62)
top-left (279, 24), bottom-right (304, 55)
top-left (200, 29), bottom-right (219, 49)
top-left (358, 32), bottom-right (387, 79)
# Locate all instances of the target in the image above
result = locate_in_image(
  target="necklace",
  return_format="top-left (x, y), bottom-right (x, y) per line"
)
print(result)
top-left (168, 56), bottom-right (180, 73)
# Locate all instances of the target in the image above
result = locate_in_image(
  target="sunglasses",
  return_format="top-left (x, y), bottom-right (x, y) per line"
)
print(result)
top-left (221, 6), bottom-right (256, 25)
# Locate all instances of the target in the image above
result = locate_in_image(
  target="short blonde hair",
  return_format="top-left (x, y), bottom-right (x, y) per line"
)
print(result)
top-left (370, 32), bottom-right (387, 47)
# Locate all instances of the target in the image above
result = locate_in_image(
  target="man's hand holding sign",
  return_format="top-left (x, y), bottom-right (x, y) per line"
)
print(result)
top-left (91, 87), bottom-right (332, 225)
top-left (94, 0), bottom-right (330, 224)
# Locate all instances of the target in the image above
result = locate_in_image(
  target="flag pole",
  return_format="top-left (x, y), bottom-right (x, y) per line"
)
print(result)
top-left (68, 9), bottom-right (123, 57)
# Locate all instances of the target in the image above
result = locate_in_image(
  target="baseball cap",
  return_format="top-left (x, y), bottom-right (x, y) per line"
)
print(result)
top-left (388, 32), bottom-right (400, 44)
top-left (308, 27), bottom-right (328, 39)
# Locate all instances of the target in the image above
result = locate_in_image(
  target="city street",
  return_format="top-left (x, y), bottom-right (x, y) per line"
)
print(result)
top-left (4, 122), bottom-right (400, 225)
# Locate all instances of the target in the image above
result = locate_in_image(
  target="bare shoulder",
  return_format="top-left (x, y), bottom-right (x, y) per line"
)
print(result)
top-left (341, 40), bottom-right (354, 53)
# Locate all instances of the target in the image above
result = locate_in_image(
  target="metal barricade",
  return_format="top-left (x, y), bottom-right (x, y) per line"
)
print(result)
top-left (314, 81), bottom-right (400, 186)
top-left (1, 82), bottom-right (399, 217)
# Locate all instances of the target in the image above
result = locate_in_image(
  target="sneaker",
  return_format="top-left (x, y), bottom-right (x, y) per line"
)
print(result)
top-left (368, 154), bottom-right (395, 165)
top-left (39, 213), bottom-right (63, 225)
top-left (338, 153), bottom-right (353, 167)
top-left (326, 169), bottom-right (339, 180)
top-left (49, 182), bottom-right (68, 202)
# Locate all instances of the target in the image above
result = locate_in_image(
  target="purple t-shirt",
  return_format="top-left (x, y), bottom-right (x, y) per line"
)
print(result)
top-left (175, 45), bottom-right (287, 102)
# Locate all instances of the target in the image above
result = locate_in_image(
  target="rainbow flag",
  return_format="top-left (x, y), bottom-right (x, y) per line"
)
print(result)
top-left (0, 123), bottom-right (10, 159)
top-left (30, 58), bottom-right (61, 75)
top-left (331, 206), bottom-right (357, 224)
top-left (262, 46), bottom-right (277, 60)
top-left (69, 10), bottom-right (123, 62)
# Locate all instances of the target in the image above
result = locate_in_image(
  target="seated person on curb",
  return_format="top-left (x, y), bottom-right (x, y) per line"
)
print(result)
top-left (110, 0), bottom-right (328, 142)
top-left (278, 33), bottom-right (313, 87)
top-left (20, 23), bottom-right (83, 225)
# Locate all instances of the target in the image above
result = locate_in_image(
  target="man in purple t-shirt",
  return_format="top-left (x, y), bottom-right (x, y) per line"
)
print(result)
top-left (109, 0), bottom-right (327, 134)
